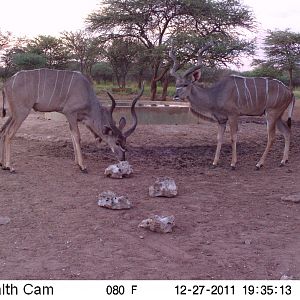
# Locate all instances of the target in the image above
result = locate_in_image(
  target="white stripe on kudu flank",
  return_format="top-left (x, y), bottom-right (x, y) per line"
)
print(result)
top-left (233, 77), bottom-right (240, 106)
top-left (11, 71), bottom-right (19, 90)
top-left (265, 78), bottom-right (269, 104)
top-left (64, 72), bottom-right (75, 105)
top-left (24, 72), bottom-right (28, 98)
top-left (43, 69), bottom-right (47, 98)
top-left (59, 71), bottom-right (67, 98)
top-left (37, 69), bottom-right (41, 103)
top-left (48, 70), bottom-right (59, 107)
top-left (253, 78), bottom-right (258, 104)
top-left (244, 78), bottom-right (253, 107)
top-left (243, 78), bottom-right (248, 106)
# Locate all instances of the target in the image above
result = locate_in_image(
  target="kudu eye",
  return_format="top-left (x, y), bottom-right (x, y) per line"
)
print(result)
top-left (102, 125), bottom-right (112, 135)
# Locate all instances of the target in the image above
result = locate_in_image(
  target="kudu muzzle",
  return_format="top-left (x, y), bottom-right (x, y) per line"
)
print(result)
top-left (173, 87), bottom-right (184, 101)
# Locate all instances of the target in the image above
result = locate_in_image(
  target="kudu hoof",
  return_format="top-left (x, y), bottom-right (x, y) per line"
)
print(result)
top-left (2, 166), bottom-right (15, 173)
top-left (279, 160), bottom-right (288, 167)
top-left (80, 167), bottom-right (88, 174)
top-left (211, 164), bottom-right (218, 169)
top-left (231, 165), bottom-right (236, 171)
top-left (255, 164), bottom-right (263, 171)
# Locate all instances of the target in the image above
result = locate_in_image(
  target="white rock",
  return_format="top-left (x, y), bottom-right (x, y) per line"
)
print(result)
top-left (149, 177), bottom-right (178, 197)
top-left (281, 194), bottom-right (300, 203)
top-left (97, 191), bottom-right (132, 210)
top-left (0, 216), bottom-right (11, 225)
top-left (104, 161), bottom-right (133, 179)
top-left (139, 215), bottom-right (175, 233)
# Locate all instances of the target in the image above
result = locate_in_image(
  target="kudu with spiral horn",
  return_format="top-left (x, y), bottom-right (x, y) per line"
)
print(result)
top-left (169, 45), bottom-right (295, 169)
top-left (0, 69), bottom-right (143, 172)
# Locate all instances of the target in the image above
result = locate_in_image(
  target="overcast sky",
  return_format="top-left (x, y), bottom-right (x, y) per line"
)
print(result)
top-left (1, 0), bottom-right (299, 37)
top-left (0, 0), bottom-right (299, 69)
top-left (0, 0), bottom-right (100, 37)
top-left (242, 0), bottom-right (300, 32)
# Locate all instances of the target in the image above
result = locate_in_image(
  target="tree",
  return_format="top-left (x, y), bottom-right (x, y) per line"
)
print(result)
top-left (1, 36), bottom-right (29, 77)
top-left (0, 30), bottom-right (13, 77)
top-left (61, 30), bottom-right (103, 77)
top-left (105, 38), bottom-right (143, 88)
top-left (87, 0), bottom-right (255, 100)
top-left (27, 35), bottom-right (69, 69)
top-left (13, 52), bottom-right (46, 70)
top-left (92, 62), bottom-right (113, 83)
top-left (247, 58), bottom-right (283, 78)
top-left (0, 30), bottom-right (11, 50)
top-left (261, 30), bottom-right (300, 89)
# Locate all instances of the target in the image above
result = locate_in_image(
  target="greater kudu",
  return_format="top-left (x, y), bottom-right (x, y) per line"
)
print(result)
top-left (170, 47), bottom-right (295, 169)
top-left (0, 69), bottom-right (143, 172)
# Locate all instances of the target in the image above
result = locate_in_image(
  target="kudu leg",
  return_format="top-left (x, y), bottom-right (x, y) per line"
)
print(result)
top-left (66, 116), bottom-right (87, 172)
top-left (91, 132), bottom-right (102, 148)
top-left (0, 116), bottom-right (12, 166)
top-left (228, 117), bottom-right (238, 169)
top-left (276, 118), bottom-right (291, 166)
top-left (2, 114), bottom-right (28, 171)
top-left (256, 113), bottom-right (277, 169)
top-left (212, 122), bottom-right (226, 167)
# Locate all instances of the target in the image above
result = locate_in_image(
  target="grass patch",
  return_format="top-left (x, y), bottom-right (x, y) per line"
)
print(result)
top-left (94, 82), bottom-right (176, 98)
top-left (293, 88), bottom-right (300, 100)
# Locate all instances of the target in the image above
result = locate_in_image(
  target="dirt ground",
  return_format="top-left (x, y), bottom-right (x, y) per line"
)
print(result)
top-left (0, 103), bottom-right (300, 280)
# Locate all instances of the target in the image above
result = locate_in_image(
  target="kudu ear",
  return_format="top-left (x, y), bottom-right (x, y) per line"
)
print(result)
top-left (192, 70), bottom-right (201, 82)
top-left (119, 117), bottom-right (126, 131)
top-left (102, 125), bottom-right (112, 136)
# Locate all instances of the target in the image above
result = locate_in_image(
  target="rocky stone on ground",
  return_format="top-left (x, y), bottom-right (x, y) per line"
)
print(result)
top-left (97, 191), bottom-right (132, 210)
top-left (104, 161), bottom-right (133, 179)
top-left (149, 177), bottom-right (178, 198)
top-left (281, 193), bottom-right (300, 203)
top-left (0, 216), bottom-right (11, 225)
top-left (139, 215), bottom-right (175, 233)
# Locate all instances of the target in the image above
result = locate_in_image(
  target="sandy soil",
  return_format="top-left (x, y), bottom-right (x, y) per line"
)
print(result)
top-left (0, 104), bottom-right (300, 280)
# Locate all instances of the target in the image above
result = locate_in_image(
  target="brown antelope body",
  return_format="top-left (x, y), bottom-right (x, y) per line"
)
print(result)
top-left (170, 48), bottom-right (295, 169)
top-left (0, 69), bottom-right (143, 172)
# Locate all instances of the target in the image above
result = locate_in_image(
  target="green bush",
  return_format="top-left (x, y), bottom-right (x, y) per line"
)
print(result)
top-left (13, 53), bottom-right (46, 70)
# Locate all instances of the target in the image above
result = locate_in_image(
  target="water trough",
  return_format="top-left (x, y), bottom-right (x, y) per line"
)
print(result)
top-left (45, 100), bottom-right (202, 125)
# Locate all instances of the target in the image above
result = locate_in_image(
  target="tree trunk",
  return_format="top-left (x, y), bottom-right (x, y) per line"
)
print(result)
top-left (121, 74), bottom-right (126, 88)
top-left (150, 78), bottom-right (157, 101)
top-left (150, 63), bottom-right (160, 100)
top-left (161, 74), bottom-right (170, 101)
top-left (115, 72), bottom-right (121, 88)
top-left (137, 69), bottom-right (144, 89)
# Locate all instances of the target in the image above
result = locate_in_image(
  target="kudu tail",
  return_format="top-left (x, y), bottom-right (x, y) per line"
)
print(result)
top-left (287, 93), bottom-right (295, 128)
top-left (1, 90), bottom-right (6, 118)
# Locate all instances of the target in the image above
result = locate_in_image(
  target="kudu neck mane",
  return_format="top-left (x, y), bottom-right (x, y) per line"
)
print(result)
top-left (188, 78), bottom-right (226, 109)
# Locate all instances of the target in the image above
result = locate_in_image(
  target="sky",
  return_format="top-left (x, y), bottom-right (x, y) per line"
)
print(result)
top-left (240, 0), bottom-right (300, 69)
top-left (0, 0), bottom-right (100, 37)
top-left (242, 0), bottom-right (300, 33)
top-left (0, 0), bottom-right (299, 69)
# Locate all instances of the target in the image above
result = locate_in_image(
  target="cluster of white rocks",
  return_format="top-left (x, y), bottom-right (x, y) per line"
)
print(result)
top-left (100, 163), bottom-right (178, 233)
top-left (97, 191), bottom-right (132, 210)
top-left (104, 161), bottom-right (133, 179)
top-left (149, 177), bottom-right (178, 198)
top-left (138, 215), bottom-right (175, 233)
